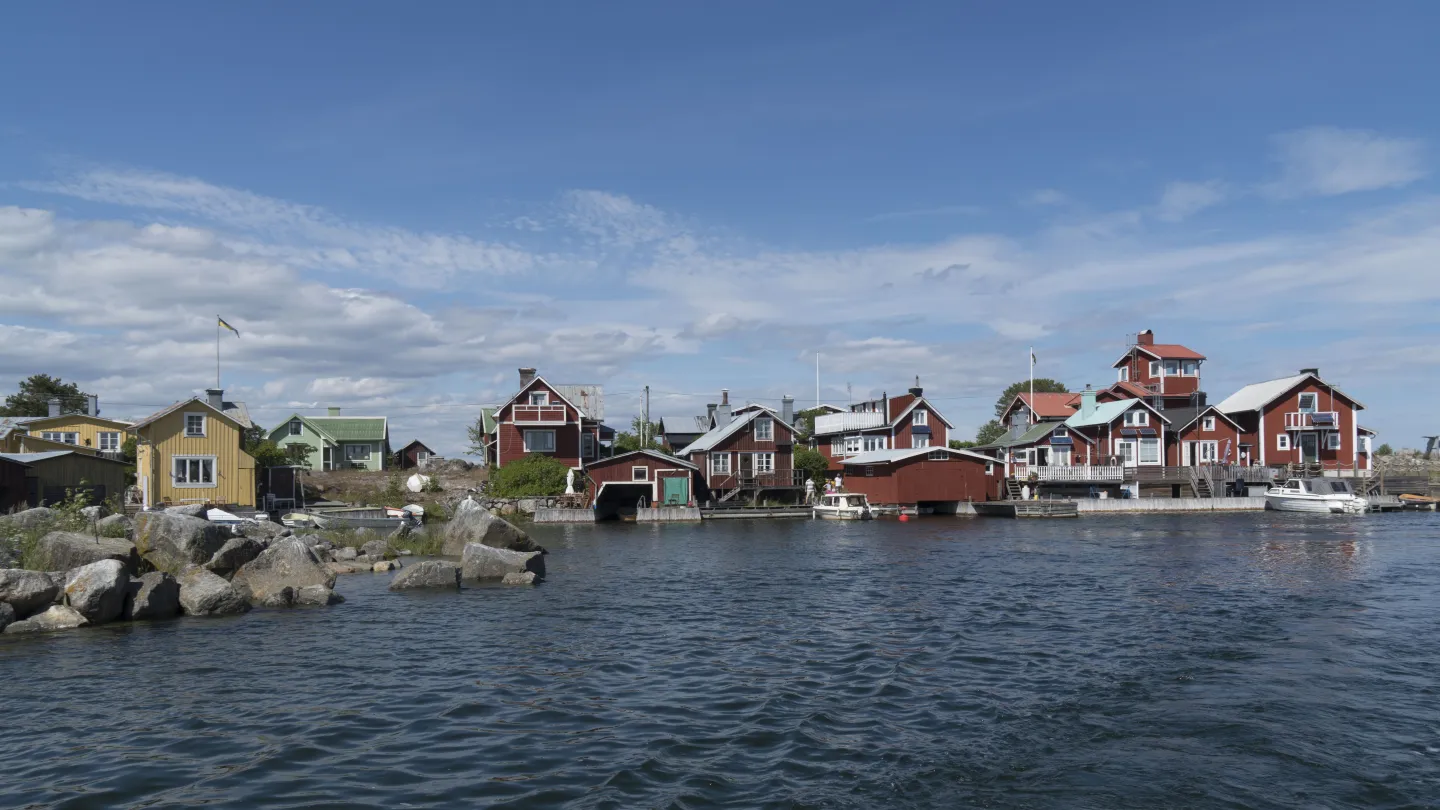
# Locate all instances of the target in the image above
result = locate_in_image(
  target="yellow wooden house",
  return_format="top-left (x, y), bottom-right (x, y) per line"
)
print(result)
top-left (132, 396), bottom-right (256, 508)
top-left (20, 413), bottom-right (132, 455)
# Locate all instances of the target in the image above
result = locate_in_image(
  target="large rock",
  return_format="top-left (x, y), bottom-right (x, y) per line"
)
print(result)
top-left (238, 520), bottom-right (285, 541)
top-left (204, 537), bottom-right (265, 577)
top-left (441, 500), bottom-right (540, 555)
top-left (230, 538), bottom-right (336, 605)
top-left (332, 546), bottom-right (358, 562)
top-left (124, 572), bottom-right (180, 621)
top-left (0, 507), bottom-right (56, 533)
top-left (296, 585), bottom-right (343, 606)
top-left (0, 601), bottom-right (14, 632)
top-left (64, 559), bottom-right (129, 624)
top-left (389, 560), bottom-right (461, 590)
top-left (3, 604), bottom-right (88, 634)
top-left (360, 537), bottom-right (393, 561)
top-left (177, 567), bottom-right (250, 616)
top-left (460, 542), bottom-right (546, 582)
top-left (165, 504), bottom-right (208, 518)
top-left (501, 571), bottom-right (538, 586)
top-left (96, 514), bottom-right (134, 538)
top-left (0, 569), bottom-right (63, 618)
top-left (32, 531), bottom-right (140, 573)
top-left (135, 512), bottom-right (232, 574)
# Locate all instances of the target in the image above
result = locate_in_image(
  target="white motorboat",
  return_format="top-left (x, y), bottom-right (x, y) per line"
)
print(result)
top-left (1265, 478), bottom-right (1369, 514)
top-left (813, 492), bottom-right (873, 520)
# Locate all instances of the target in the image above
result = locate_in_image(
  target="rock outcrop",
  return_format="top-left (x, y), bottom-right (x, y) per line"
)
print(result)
top-left (230, 538), bottom-right (336, 606)
top-left (360, 537), bottom-right (393, 560)
top-left (389, 560), bottom-right (461, 590)
top-left (96, 514), bottom-right (135, 538)
top-left (176, 567), bottom-right (250, 616)
top-left (0, 506), bottom-right (55, 533)
top-left (135, 512), bottom-right (232, 573)
top-left (295, 585), bottom-right (343, 606)
top-left (124, 572), bottom-right (181, 621)
top-left (0, 568), bottom-right (63, 618)
top-left (501, 571), bottom-right (538, 586)
top-left (372, 559), bottom-right (399, 572)
top-left (3, 604), bottom-right (88, 634)
top-left (31, 531), bottom-right (140, 573)
top-left (332, 546), bottom-right (358, 562)
top-left (0, 601), bottom-right (14, 632)
top-left (79, 504), bottom-right (110, 521)
top-left (441, 500), bottom-right (540, 555)
top-left (238, 520), bottom-right (285, 541)
top-left (165, 503), bottom-right (209, 518)
top-left (204, 537), bottom-right (265, 577)
top-left (64, 559), bottom-right (129, 624)
top-left (460, 542), bottom-right (546, 581)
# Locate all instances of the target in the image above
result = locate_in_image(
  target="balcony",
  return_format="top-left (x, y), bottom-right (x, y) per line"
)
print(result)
top-left (1013, 464), bottom-right (1126, 482)
top-left (1284, 411), bottom-right (1339, 430)
top-left (512, 404), bottom-right (569, 425)
top-left (814, 411), bottom-right (886, 435)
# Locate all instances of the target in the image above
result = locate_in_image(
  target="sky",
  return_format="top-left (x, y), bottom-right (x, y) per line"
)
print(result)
top-left (1, 2), bottom-right (1438, 454)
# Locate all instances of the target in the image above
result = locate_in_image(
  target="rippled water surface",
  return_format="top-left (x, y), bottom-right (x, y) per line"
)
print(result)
top-left (4, 514), bottom-right (1440, 808)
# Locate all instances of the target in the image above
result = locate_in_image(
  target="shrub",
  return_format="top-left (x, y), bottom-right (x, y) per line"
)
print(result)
top-left (1376, 443), bottom-right (1394, 456)
top-left (490, 454), bottom-right (570, 497)
top-left (793, 447), bottom-right (830, 487)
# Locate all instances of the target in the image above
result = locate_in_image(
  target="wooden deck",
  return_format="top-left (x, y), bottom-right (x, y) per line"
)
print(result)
top-left (973, 501), bottom-right (1079, 518)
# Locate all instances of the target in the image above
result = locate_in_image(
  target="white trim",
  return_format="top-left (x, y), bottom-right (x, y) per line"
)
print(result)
top-left (710, 452), bottom-right (731, 475)
top-left (172, 455), bottom-right (217, 488)
top-left (98, 431), bottom-right (121, 451)
top-left (40, 431), bottom-right (79, 445)
top-left (1201, 416), bottom-right (1216, 432)
top-left (523, 429), bottom-right (557, 453)
top-left (1277, 433), bottom-right (1290, 451)
top-left (1326, 432), bottom-right (1342, 450)
top-left (753, 417), bottom-right (774, 442)
top-left (183, 412), bottom-right (207, 438)
top-left (753, 452), bottom-right (775, 474)
top-left (632, 465), bottom-right (649, 481)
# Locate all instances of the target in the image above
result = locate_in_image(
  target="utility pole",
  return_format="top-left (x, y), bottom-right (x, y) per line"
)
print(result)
top-left (643, 385), bottom-right (650, 447)
top-left (816, 352), bottom-right (820, 410)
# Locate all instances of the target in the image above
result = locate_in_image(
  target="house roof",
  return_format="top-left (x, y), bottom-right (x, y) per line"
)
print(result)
top-left (1108, 380), bottom-right (1153, 399)
top-left (307, 417), bottom-right (388, 442)
top-left (497, 376), bottom-right (603, 420)
top-left (398, 439), bottom-right (434, 453)
top-left (1114, 343), bottom-right (1206, 367)
top-left (890, 395), bottom-right (955, 429)
top-left (221, 401), bottom-right (252, 429)
top-left (481, 407), bottom-right (498, 435)
top-left (1166, 405), bottom-right (1244, 433)
top-left (1214, 373), bottom-right (1365, 413)
top-left (1064, 398), bottom-right (1170, 429)
top-left (585, 449), bottom-right (698, 471)
top-left (978, 421), bottom-right (1090, 450)
top-left (685, 406), bottom-right (789, 454)
top-left (19, 413), bottom-right (134, 430)
top-left (130, 398), bottom-right (246, 432)
top-left (1009, 392), bottom-right (1082, 420)
top-left (0, 450), bottom-right (127, 465)
top-left (839, 446), bottom-right (993, 466)
top-left (657, 415), bottom-right (709, 435)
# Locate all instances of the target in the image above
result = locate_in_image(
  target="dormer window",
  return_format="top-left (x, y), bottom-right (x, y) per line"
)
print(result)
top-left (1123, 410), bottom-right (1149, 427)
top-left (754, 417), bottom-right (774, 441)
top-left (1052, 427), bottom-right (1068, 438)
top-left (1201, 416), bottom-right (1216, 432)
top-left (913, 409), bottom-right (928, 426)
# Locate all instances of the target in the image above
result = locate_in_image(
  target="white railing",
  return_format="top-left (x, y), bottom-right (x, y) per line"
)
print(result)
top-left (512, 405), bottom-right (568, 424)
top-left (814, 411), bottom-right (886, 435)
top-left (1033, 465), bottom-right (1126, 482)
top-left (1284, 411), bottom-right (1338, 429)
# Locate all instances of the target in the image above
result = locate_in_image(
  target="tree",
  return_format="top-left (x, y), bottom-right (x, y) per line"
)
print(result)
top-left (248, 440), bottom-right (290, 468)
top-left (465, 413), bottom-right (489, 458)
top-left (284, 442), bottom-right (317, 469)
top-left (994, 378), bottom-right (1068, 419)
top-left (490, 453), bottom-right (570, 497)
top-left (948, 439), bottom-right (978, 450)
top-left (613, 416), bottom-right (664, 454)
top-left (975, 420), bottom-right (1006, 445)
top-left (792, 407), bottom-right (829, 444)
top-left (241, 424), bottom-right (267, 452)
top-left (793, 447), bottom-right (830, 487)
top-left (1376, 443), bottom-right (1394, 456)
top-left (0, 374), bottom-right (93, 417)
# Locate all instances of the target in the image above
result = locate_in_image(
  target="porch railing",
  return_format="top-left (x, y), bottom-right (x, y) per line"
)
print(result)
top-left (1022, 465), bottom-right (1126, 482)
top-left (512, 404), bottom-right (568, 424)
top-left (1284, 411), bottom-right (1339, 429)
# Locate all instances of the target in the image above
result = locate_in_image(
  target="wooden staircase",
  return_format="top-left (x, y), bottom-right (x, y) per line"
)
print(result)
top-left (1004, 478), bottom-right (1026, 500)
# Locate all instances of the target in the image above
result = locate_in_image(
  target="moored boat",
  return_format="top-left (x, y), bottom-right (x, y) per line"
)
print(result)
top-left (1265, 478), bottom-right (1368, 514)
top-left (813, 493), bottom-right (873, 520)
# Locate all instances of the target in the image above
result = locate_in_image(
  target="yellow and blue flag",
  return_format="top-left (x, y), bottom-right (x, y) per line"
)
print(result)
top-left (218, 316), bottom-right (240, 337)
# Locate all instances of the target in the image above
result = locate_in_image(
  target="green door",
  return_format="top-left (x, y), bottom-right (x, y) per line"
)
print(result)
top-left (662, 476), bottom-right (688, 505)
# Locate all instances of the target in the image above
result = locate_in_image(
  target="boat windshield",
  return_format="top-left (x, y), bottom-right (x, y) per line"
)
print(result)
top-left (1285, 479), bottom-right (1306, 491)
top-left (845, 496), bottom-right (867, 507)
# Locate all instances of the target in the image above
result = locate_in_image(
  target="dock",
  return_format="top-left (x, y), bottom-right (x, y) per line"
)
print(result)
top-left (973, 501), bottom-right (1079, 518)
top-left (700, 505), bottom-right (811, 520)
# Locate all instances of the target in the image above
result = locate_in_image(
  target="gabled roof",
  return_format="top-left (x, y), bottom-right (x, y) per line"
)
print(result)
top-left (585, 449), bottom-right (698, 471)
top-left (1215, 373), bottom-right (1365, 413)
top-left (685, 406), bottom-right (791, 454)
top-left (657, 415), bottom-right (710, 436)
top-left (19, 413), bottom-right (133, 430)
top-left (1166, 405), bottom-right (1244, 433)
top-left (890, 395), bottom-right (955, 429)
top-left (398, 439), bottom-right (434, 453)
top-left (480, 407), bottom-right (498, 435)
top-left (1005, 392), bottom-right (1082, 421)
top-left (1064, 398), bottom-right (1170, 429)
top-left (1113, 343), bottom-right (1206, 367)
top-left (0, 450), bottom-right (127, 465)
top-left (497, 376), bottom-right (602, 420)
top-left (130, 398), bottom-right (246, 432)
top-left (839, 446), bottom-right (993, 466)
top-left (979, 420), bottom-right (1094, 450)
top-left (269, 413), bottom-right (337, 444)
top-left (307, 417), bottom-right (388, 442)
top-left (221, 400), bottom-right (252, 429)
top-left (1108, 380), bottom-right (1154, 399)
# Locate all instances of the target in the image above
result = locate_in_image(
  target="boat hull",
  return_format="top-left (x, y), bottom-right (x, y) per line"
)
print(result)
top-left (813, 509), bottom-right (872, 520)
top-left (1266, 495), bottom-right (1367, 514)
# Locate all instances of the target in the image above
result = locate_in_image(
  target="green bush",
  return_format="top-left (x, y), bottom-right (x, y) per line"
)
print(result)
top-left (490, 454), bottom-right (570, 497)
top-left (793, 447), bottom-right (830, 486)
top-left (1376, 443), bottom-right (1394, 456)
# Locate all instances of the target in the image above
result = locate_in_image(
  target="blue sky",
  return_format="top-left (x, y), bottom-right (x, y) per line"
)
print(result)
top-left (1, 2), bottom-right (1437, 453)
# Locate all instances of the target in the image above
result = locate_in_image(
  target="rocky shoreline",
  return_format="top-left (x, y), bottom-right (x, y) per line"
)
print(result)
top-left (0, 497), bottom-right (545, 636)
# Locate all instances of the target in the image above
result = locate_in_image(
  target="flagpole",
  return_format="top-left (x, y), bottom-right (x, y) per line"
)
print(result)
top-left (1029, 346), bottom-right (1034, 426)
top-left (216, 315), bottom-right (221, 389)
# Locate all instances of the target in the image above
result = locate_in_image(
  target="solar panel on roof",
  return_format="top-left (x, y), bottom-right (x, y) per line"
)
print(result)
top-left (1139, 428), bottom-right (1157, 437)
top-left (1119, 428), bottom-right (1139, 437)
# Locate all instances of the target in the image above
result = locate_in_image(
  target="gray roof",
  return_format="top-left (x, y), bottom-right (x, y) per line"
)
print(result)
top-left (980, 422), bottom-right (1065, 449)
top-left (685, 407), bottom-right (783, 454)
top-left (1162, 405), bottom-right (1203, 431)
top-left (0, 451), bottom-right (74, 462)
top-left (658, 415), bottom-right (709, 435)
top-left (587, 449), bottom-right (698, 471)
top-left (839, 446), bottom-right (994, 466)
top-left (1214, 373), bottom-right (1363, 413)
top-left (222, 401), bottom-right (252, 429)
top-left (553, 384), bottom-right (605, 420)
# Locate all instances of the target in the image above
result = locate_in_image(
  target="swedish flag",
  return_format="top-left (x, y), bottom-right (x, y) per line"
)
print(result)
top-left (218, 317), bottom-right (240, 337)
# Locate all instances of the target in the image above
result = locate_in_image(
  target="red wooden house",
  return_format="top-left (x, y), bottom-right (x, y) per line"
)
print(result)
top-left (1216, 369), bottom-right (1367, 471)
top-left (493, 368), bottom-right (605, 470)
top-left (1111, 329), bottom-right (1206, 409)
top-left (813, 381), bottom-right (953, 471)
top-left (394, 439), bottom-right (437, 470)
top-left (1162, 405), bottom-right (1248, 466)
top-left (1063, 391), bottom-right (1172, 467)
top-left (839, 446), bottom-right (1003, 508)
top-left (582, 449), bottom-right (700, 518)
top-left (684, 396), bottom-right (803, 504)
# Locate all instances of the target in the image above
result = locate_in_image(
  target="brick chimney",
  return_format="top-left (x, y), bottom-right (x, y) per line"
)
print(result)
top-left (781, 395), bottom-right (794, 425)
top-left (518, 367), bottom-right (537, 388)
top-left (47, 398), bottom-right (61, 418)
top-left (719, 389), bottom-right (732, 425)
top-left (1136, 329), bottom-right (1154, 346)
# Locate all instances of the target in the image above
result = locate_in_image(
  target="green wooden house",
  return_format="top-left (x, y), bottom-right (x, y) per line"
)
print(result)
top-left (268, 409), bottom-right (391, 471)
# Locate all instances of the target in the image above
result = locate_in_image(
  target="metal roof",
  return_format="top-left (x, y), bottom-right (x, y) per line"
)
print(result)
top-left (585, 449), bottom-right (698, 471)
top-left (657, 416), bottom-right (709, 435)
top-left (685, 407), bottom-right (784, 454)
top-left (481, 407), bottom-right (498, 435)
top-left (1064, 398), bottom-right (1168, 428)
top-left (553, 384), bottom-right (605, 420)
top-left (981, 421), bottom-right (1066, 449)
top-left (307, 417), bottom-right (388, 442)
top-left (1214, 373), bottom-right (1364, 413)
top-left (839, 446), bottom-right (994, 466)
top-left (1, 451), bottom-right (77, 462)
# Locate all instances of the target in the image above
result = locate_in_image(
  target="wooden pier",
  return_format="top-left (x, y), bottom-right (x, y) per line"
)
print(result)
top-left (973, 501), bottom-right (1079, 518)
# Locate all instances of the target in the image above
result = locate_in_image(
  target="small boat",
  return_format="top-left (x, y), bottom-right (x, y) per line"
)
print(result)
top-left (813, 492), bottom-right (873, 520)
top-left (1265, 478), bottom-right (1369, 514)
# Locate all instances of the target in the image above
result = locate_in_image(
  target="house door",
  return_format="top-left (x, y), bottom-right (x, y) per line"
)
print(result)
top-left (738, 453), bottom-right (754, 482)
top-left (1116, 440), bottom-right (1137, 468)
top-left (662, 476), bottom-right (689, 505)
top-left (1182, 442), bottom-right (1194, 466)
top-left (1036, 447), bottom-right (1049, 467)
top-left (322, 446), bottom-right (333, 471)
top-left (1299, 433), bottom-right (1319, 464)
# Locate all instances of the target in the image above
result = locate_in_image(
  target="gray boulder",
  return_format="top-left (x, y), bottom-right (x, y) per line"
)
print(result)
top-left (79, 504), bottom-right (110, 521)
top-left (372, 559), bottom-right (399, 572)
top-left (238, 520), bottom-right (285, 540)
top-left (177, 567), bottom-right (251, 616)
top-left (135, 512), bottom-right (232, 574)
top-left (441, 499), bottom-right (540, 555)
top-left (3, 604), bottom-right (87, 634)
top-left (230, 538), bottom-right (336, 605)
top-left (165, 504), bottom-right (208, 518)
top-left (32, 531), bottom-right (140, 573)
top-left (501, 571), bottom-right (538, 586)
top-left (325, 560), bottom-right (372, 576)
top-left (389, 560), bottom-right (461, 590)
top-left (360, 537), bottom-right (393, 560)
top-left (64, 559), bottom-right (129, 624)
top-left (0, 601), bottom-right (13, 632)
top-left (295, 585), bottom-right (343, 606)
top-left (460, 542), bottom-right (546, 582)
top-left (203, 537), bottom-right (265, 577)
top-left (332, 546), bottom-right (358, 562)
top-left (124, 572), bottom-right (180, 620)
top-left (257, 586), bottom-right (296, 607)
top-left (96, 514), bottom-right (134, 538)
top-left (0, 506), bottom-right (56, 533)
top-left (0, 568), bottom-right (63, 618)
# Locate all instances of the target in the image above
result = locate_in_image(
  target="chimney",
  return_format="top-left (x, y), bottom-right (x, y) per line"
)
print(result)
top-left (719, 389), bottom-right (732, 425)
top-left (706, 403), bottom-right (717, 426)
top-left (1300, 367), bottom-right (1319, 377)
top-left (328, 406), bottom-right (341, 417)
top-left (47, 398), bottom-right (61, 418)
top-left (1081, 384), bottom-right (1097, 419)
top-left (86, 395), bottom-right (98, 416)
top-left (781, 394), bottom-right (794, 425)
top-left (1137, 329), bottom-right (1154, 346)
top-left (206, 388), bottom-right (224, 411)
top-left (909, 375), bottom-right (923, 398)
top-left (518, 367), bottom-right (537, 388)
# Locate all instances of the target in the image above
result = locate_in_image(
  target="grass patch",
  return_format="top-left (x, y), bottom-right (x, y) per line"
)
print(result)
top-left (308, 525), bottom-right (445, 557)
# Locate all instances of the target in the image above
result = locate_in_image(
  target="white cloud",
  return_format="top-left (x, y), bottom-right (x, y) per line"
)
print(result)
top-left (1267, 127), bottom-right (1426, 197)
top-left (559, 189), bottom-right (678, 248)
top-left (1024, 188), bottom-right (1068, 206)
top-left (1155, 180), bottom-right (1228, 222)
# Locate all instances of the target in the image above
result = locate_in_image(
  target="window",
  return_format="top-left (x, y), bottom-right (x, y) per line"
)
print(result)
top-left (1164, 360), bottom-right (1180, 376)
top-left (1297, 393), bottom-right (1317, 413)
top-left (845, 436), bottom-right (862, 455)
top-left (912, 434), bottom-right (930, 449)
top-left (523, 430), bottom-right (556, 453)
top-left (754, 417), bottom-right (774, 442)
top-left (1326, 433), bottom-right (1342, 450)
top-left (754, 453), bottom-right (775, 474)
top-left (986, 463), bottom-right (995, 475)
top-left (581, 433), bottom-right (596, 458)
top-left (1201, 416), bottom-right (1216, 432)
top-left (528, 391), bottom-right (548, 406)
top-left (1198, 441), bottom-right (1218, 463)
top-left (1277, 434), bottom-right (1291, 451)
top-left (863, 435), bottom-right (886, 452)
top-left (913, 409), bottom-right (928, 426)
top-left (1118, 366), bottom-right (1129, 382)
top-left (416, 451), bottom-right (430, 464)
top-left (1116, 441), bottom-right (1136, 465)
top-left (98, 432), bottom-right (120, 451)
top-left (172, 456), bottom-right (215, 487)
top-left (289, 419), bottom-right (303, 436)
top-left (1051, 447), bottom-right (1071, 466)
top-left (927, 450), bottom-right (947, 461)
top-left (710, 453), bottom-right (731, 475)
top-left (831, 437), bottom-right (844, 455)
top-left (1139, 438), bottom-right (1160, 464)
top-left (1123, 410), bottom-right (1149, 427)
top-left (1183, 360), bottom-right (1199, 376)
top-left (632, 466), bottom-right (649, 481)
top-left (41, 432), bottom-right (79, 445)
top-left (184, 413), bottom-right (206, 437)
top-left (1052, 427), bottom-right (1068, 438)
top-left (1149, 360), bottom-right (1161, 378)
top-left (346, 444), bottom-right (372, 460)
top-left (1359, 436), bottom-right (1372, 453)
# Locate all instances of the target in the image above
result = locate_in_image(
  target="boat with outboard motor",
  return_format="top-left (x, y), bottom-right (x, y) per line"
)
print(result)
top-left (1265, 477), bottom-right (1369, 514)
top-left (813, 492), bottom-right (874, 520)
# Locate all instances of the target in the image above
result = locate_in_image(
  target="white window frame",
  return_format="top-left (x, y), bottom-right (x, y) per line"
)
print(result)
top-left (1149, 360), bottom-right (1161, 378)
top-left (1277, 434), bottom-right (1291, 451)
top-left (831, 437), bottom-right (844, 456)
top-left (862, 435), bottom-right (886, 452)
top-left (632, 466), bottom-right (649, 481)
top-left (1164, 359), bottom-right (1180, 376)
top-left (1201, 416), bottom-right (1216, 432)
top-left (710, 452), bottom-right (731, 475)
top-left (1139, 438), bottom-right (1160, 465)
top-left (528, 391), bottom-right (548, 406)
top-left (581, 433), bottom-right (596, 458)
top-left (1326, 433), bottom-right (1342, 450)
top-left (1197, 441), bottom-right (1218, 463)
top-left (172, 455), bottom-right (216, 488)
top-left (1182, 360), bottom-right (1199, 376)
top-left (911, 434), bottom-right (930, 449)
top-left (289, 419), bottom-right (303, 436)
top-left (1115, 440), bottom-right (1136, 467)
top-left (845, 436), bottom-right (862, 455)
top-left (1123, 410), bottom-right (1149, 427)
top-left (1358, 436), bottom-right (1372, 454)
top-left (184, 412), bottom-right (206, 438)
top-left (1052, 427), bottom-right (1068, 438)
top-left (927, 449), bottom-right (947, 461)
top-left (98, 432), bottom-right (121, 451)
top-left (345, 443), bottom-right (372, 460)
top-left (913, 409), bottom-right (928, 426)
top-left (1118, 366), bottom-right (1129, 382)
top-left (42, 431), bottom-right (79, 445)
top-left (753, 417), bottom-right (774, 442)
top-left (415, 451), bottom-right (430, 464)
top-left (1051, 446), bottom-right (1071, 466)
top-left (1297, 393), bottom-right (1317, 413)
top-left (754, 452), bottom-right (775, 474)
top-left (523, 429), bottom-right (556, 453)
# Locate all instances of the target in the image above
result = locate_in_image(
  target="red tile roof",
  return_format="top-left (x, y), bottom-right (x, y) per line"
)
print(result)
top-left (1016, 392), bottom-right (1081, 419)
top-left (1108, 380), bottom-right (1153, 399)
top-left (1139, 344), bottom-right (1206, 360)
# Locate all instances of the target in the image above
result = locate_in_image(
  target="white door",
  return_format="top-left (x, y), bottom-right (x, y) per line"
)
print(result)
top-left (1182, 442), bottom-right (1193, 466)
top-left (1197, 441), bottom-right (1218, 464)
top-left (1116, 440), bottom-right (1137, 467)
